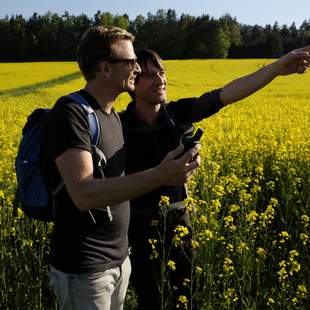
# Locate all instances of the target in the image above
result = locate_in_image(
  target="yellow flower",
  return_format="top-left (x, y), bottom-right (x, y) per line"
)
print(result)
top-left (177, 295), bottom-right (188, 304)
top-left (229, 204), bottom-right (240, 213)
top-left (267, 297), bottom-right (275, 306)
top-left (148, 238), bottom-right (158, 249)
top-left (182, 278), bottom-right (190, 286)
top-left (211, 199), bottom-right (221, 212)
top-left (251, 184), bottom-right (261, 193)
top-left (290, 261), bottom-right (301, 274)
top-left (199, 215), bottom-right (208, 224)
top-left (174, 225), bottom-right (189, 238)
top-left (239, 189), bottom-right (252, 205)
top-left (198, 229), bottom-right (213, 241)
top-left (237, 241), bottom-right (249, 253)
top-left (277, 267), bottom-right (288, 282)
top-left (224, 215), bottom-right (233, 225)
top-left (292, 297), bottom-right (298, 305)
top-left (246, 210), bottom-right (258, 223)
top-left (159, 195), bottom-right (170, 207)
top-left (226, 243), bottom-right (234, 252)
top-left (213, 185), bottom-right (225, 197)
top-left (297, 284), bottom-right (308, 299)
top-left (176, 295), bottom-right (188, 309)
top-left (224, 215), bottom-right (236, 231)
top-left (278, 231), bottom-right (289, 243)
top-left (17, 207), bottom-right (24, 220)
top-left (289, 250), bottom-right (299, 259)
top-left (266, 181), bottom-right (275, 190)
top-left (279, 260), bottom-right (286, 268)
top-left (25, 239), bottom-right (33, 248)
top-left (173, 225), bottom-right (190, 246)
top-left (224, 288), bottom-right (238, 303)
top-left (10, 226), bottom-right (16, 237)
top-left (223, 257), bottom-right (234, 276)
top-left (301, 214), bottom-right (309, 227)
top-left (300, 233), bottom-right (309, 245)
top-left (191, 240), bottom-right (199, 249)
top-left (150, 252), bottom-right (159, 260)
top-left (150, 220), bottom-right (158, 227)
top-left (47, 222), bottom-right (54, 234)
top-left (196, 266), bottom-right (203, 274)
top-left (259, 204), bottom-right (275, 228)
top-left (277, 260), bottom-right (288, 282)
top-left (148, 239), bottom-right (159, 260)
top-left (269, 197), bottom-right (278, 207)
top-left (167, 260), bottom-right (176, 270)
top-left (255, 164), bottom-right (264, 175)
top-left (256, 247), bottom-right (267, 261)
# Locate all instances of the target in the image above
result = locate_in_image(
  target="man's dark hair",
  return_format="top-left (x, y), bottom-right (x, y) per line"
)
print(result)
top-left (135, 48), bottom-right (164, 77)
top-left (129, 48), bottom-right (165, 100)
top-left (77, 26), bottom-right (135, 81)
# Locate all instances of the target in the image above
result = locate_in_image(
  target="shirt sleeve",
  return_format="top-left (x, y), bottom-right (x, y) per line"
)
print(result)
top-left (167, 88), bottom-right (224, 124)
top-left (189, 88), bottom-right (224, 123)
top-left (45, 99), bottom-right (92, 160)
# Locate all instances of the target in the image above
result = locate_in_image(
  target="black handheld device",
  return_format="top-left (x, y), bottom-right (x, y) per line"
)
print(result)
top-left (177, 127), bottom-right (204, 158)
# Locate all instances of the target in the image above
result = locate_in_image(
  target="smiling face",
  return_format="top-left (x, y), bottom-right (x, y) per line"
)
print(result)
top-left (107, 39), bottom-right (141, 93)
top-left (134, 60), bottom-right (167, 106)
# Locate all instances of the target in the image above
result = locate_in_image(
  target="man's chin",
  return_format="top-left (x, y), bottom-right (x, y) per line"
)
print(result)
top-left (158, 95), bottom-right (166, 103)
top-left (155, 90), bottom-right (166, 101)
top-left (126, 83), bottom-right (135, 92)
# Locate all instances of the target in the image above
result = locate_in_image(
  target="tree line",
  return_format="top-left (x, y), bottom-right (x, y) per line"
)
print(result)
top-left (1, 9), bottom-right (310, 61)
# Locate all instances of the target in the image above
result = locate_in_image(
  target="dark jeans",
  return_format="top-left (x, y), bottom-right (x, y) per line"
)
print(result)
top-left (129, 209), bottom-right (194, 310)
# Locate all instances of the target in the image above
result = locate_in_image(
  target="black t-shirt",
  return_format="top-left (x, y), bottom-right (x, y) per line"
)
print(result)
top-left (42, 90), bottom-right (129, 274)
top-left (120, 88), bottom-right (223, 216)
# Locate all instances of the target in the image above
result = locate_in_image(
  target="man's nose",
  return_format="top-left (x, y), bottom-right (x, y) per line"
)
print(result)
top-left (134, 62), bottom-right (142, 74)
top-left (154, 72), bottom-right (165, 84)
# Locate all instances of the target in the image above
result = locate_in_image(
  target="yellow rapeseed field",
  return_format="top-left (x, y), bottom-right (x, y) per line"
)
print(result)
top-left (0, 60), bottom-right (309, 309)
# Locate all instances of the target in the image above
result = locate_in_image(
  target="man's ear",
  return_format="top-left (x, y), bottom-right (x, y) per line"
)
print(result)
top-left (98, 61), bottom-right (111, 77)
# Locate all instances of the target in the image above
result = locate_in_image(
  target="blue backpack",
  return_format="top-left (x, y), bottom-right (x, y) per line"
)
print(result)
top-left (15, 92), bottom-right (101, 221)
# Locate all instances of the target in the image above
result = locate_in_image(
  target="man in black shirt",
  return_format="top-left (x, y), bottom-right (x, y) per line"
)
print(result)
top-left (120, 48), bottom-right (310, 309)
top-left (43, 27), bottom-right (200, 310)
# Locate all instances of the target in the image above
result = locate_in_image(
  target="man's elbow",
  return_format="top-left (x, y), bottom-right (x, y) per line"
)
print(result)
top-left (63, 179), bottom-right (96, 211)
top-left (67, 185), bottom-right (93, 212)
top-left (72, 195), bottom-right (91, 212)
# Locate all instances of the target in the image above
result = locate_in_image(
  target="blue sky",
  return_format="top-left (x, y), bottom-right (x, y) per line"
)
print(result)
top-left (1, 0), bottom-right (310, 27)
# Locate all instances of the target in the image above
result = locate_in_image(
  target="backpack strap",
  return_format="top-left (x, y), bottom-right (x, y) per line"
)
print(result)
top-left (67, 92), bottom-right (100, 146)
top-left (66, 92), bottom-right (111, 224)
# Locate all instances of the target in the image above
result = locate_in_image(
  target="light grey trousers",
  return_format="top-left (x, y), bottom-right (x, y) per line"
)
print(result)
top-left (48, 256), bottom-right (131, 310)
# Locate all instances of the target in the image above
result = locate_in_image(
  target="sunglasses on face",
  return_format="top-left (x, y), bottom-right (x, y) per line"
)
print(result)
top-left (106, 58), bottom-right (138, 70)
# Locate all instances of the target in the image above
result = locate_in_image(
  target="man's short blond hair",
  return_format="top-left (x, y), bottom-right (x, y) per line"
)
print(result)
top-left (77, 26), bottom-right (135, 81)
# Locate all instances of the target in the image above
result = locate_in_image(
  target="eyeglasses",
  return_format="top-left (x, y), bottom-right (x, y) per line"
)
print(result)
top-left (106, 58), bottom-right (138, 70)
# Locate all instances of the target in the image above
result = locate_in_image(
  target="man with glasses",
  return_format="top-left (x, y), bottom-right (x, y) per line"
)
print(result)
top-left (42, 27), bottom-right (200, 310)
top-left (120, 47), bottom-right (310, 309)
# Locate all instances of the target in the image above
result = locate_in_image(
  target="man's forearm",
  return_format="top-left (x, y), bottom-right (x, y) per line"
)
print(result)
top-left (74, 167), bottom-right (164, 211)
top-left (56, 145), bottom-right (200, 212)
top-left (220, 61), bottom-right (279, 105)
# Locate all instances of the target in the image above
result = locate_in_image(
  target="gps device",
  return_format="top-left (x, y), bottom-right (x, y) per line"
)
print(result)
top-left (177, 128), bottom-right (204, 158)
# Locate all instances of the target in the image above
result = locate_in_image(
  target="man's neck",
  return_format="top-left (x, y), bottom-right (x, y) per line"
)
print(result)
top-left (84, 81), bottom-right (118, 114)
top-left (134, 100), bottom-right (162, 125)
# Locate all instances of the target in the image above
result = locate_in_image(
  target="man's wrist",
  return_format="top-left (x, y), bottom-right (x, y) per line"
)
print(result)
top-left (267, 60), bottom-right (282, 77)
top-left (148, 165), bottom-right (166, 187)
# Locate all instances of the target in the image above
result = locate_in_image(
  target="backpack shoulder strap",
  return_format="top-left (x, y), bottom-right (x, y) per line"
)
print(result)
top-left (66, 92), bottom-right (106, 224)
top-left (111, 107), bottom-right (122, 127)
top-left (66, 92), bottom-right (100, 146)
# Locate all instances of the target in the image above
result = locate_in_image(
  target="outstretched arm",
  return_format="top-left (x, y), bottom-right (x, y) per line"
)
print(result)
top-left (220, 46), bottom-right (310, 105)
